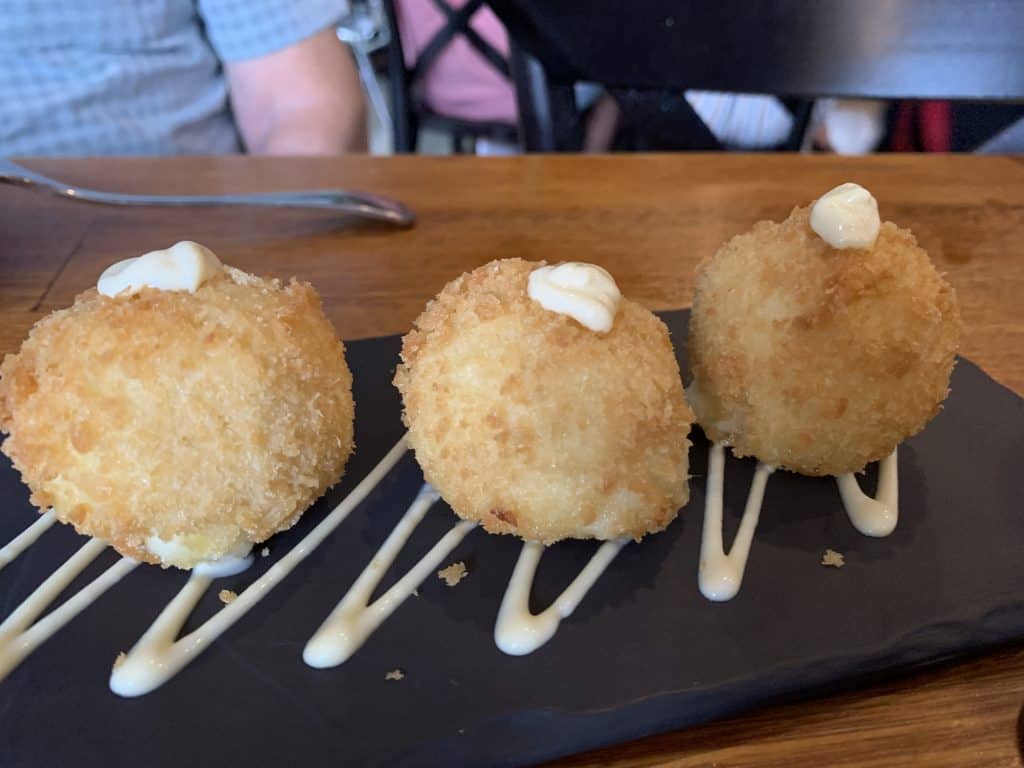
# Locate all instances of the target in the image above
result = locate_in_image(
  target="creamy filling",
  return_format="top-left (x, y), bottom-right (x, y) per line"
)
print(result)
top-left (146, 534), bottom-right (254, 574)
top-left (527, 262), bottom-right (621, 332)
top-left (809, 182), bottom-right (880, 249)
top-left (685, 380), bottom-right (740, 438)
top-left (193, 541), bottom-right (255, 578)
top-left (97, 241), bottom-right (222, 297)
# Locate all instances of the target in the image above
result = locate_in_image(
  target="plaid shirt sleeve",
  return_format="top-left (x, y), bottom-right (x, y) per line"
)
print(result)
top-left (198, 0), bottom-right (350, 62)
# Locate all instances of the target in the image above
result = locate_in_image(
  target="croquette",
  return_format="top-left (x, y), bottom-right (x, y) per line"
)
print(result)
top-left (0, 265), bottom-right (355, 568)
top-left (394, 258), bottom-right (693, 543)
top-left (688, 203), bottom-right (961, 476)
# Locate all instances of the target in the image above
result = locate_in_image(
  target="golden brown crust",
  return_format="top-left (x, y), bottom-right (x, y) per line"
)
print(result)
top-left (688, 206), bottom-right (961, 475)
top-left (0, 267), bottom-right (355, 567)
top-left (394, 258), bottom-right (693, 543)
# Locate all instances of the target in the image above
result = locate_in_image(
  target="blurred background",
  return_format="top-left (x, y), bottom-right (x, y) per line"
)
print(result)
top-left (2, 0), bottom-right (1022, 157)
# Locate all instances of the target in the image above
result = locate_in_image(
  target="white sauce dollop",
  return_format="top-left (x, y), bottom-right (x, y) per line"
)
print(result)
top-left (97, 241), bottom-right (222, 297)
top-left (527, 262), bottom-right (621, 333)
top-left (809, 182), bottom-right (880, 249)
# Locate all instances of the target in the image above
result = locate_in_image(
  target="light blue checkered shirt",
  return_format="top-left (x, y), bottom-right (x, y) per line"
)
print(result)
top-left (0, 0), bottom-right (347, 155)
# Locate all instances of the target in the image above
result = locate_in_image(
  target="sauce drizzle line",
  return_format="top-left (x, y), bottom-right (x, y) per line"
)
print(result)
top-left (304, 483), bottom-right (475, 668)
top-left (699, 442), bottom-right (774, 602)
top-left (0, 510), bottom-right (56, 573)
top-left (495, 538), bottom-right (627, 656)
top-left (836, 448), bottom-right (899, 537)
top-left (0, 537), bottom-right (137, 681)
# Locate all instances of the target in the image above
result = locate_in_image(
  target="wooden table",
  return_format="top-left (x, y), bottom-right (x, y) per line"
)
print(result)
top-left (2, 155), bottom-right (1022, 768)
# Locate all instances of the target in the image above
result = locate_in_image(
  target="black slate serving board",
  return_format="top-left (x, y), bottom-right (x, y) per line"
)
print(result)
top-left (1, 309), bottom-right (1022, 767)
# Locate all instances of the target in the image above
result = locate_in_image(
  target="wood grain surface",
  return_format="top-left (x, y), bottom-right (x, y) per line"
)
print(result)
top-left (1, 155), bottom-right (1022, 767)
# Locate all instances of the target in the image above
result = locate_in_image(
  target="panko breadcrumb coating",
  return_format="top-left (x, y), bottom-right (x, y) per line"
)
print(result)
top-left (394, 258), bottom-right (693, 543)
top-left (688, 205), bottom-right (961, 476)
top-left (0, 266), bottom-right (354, 568)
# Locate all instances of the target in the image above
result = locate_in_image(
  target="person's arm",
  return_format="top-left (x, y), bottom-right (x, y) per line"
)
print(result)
top-left (225, 27), bottom-right (367, 155)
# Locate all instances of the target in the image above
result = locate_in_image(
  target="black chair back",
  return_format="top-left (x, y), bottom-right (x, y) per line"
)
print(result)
top-left (489, 0), bottom-right (1024, 151)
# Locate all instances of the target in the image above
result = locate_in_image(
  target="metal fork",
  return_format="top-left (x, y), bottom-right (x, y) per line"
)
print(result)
top-left (0, 158), bottom-right (415, 227)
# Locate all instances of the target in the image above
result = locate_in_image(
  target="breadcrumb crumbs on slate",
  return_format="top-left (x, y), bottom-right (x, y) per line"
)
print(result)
top-left (821, 549), bottom-right (845, 568)
top-left (219, 589), bottom-right (238, 604)
top-left (438, 561), bottom-right (468, 586)
top-left (261, 547), bottom-right (270, 558)
top-left (385, 669), bottom-right (405, 681)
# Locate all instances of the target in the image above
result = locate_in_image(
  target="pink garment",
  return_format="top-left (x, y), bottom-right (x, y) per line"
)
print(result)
top-left (395, 0), bottom-right (517, 124)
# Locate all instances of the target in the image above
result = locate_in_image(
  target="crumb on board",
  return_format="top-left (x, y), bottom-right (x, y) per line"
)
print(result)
top-left (385, 669), bottom-right (405, 681)
top-left (261, 547), bottom-right (270, 558)
top-left (412, 587), bottom-right (419, 597)
top-left (821, 549), bottom-right (845, 568)
top-left (218, 588), bottom-right (238, 604)
top-left (437, 561), bottom-right (468, 587)
top-left (113, 652), bottom-right (126, 670)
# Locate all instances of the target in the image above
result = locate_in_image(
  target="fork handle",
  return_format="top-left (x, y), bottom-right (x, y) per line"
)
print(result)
top-left (0, 164), bottom-right (415, 227)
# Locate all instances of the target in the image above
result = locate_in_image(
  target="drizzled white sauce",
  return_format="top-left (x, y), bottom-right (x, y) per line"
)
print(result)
top-left (697, 442), bottom-right (901, 601)
top-left (809, 182), bottom-right (880, 249)
top-left (527, 262), bottom-right (621, 332)
top-left (837, 448), bottom-right (899, 536)
top-left (97, 241), bottom-right (222, 297)
top-left (3, 434), bottom-right (617, 691)
top-left (0, 428), bottom-right (907, 690)
top-left (495, 538), bottom-right (627, 655)
top-left (109, 438), bottom-right (409, 697)
top-left (0, 538), bottom-right (137, 681)
top-left (304, 484), bottom-right (475, 668)
top-left (0, 510), bottom-right (55, 573)
top-left (699, 443), bottom-right (775, 602)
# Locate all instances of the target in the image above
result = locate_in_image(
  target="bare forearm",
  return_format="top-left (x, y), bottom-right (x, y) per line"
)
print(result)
top-left (226, 29), bottom-right (368, 156)
top-left (248, 101), bottom-right (367, 155)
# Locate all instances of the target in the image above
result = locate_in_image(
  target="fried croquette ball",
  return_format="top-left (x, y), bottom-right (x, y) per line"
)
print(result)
top-left (394, 258), bottom-right (693, 543)
top-left (0, 264), bottom-right (354, 569)
top-left (688, 194), bottom-right (961, 476)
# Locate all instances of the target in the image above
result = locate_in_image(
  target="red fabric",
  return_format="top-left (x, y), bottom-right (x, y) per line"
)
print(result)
top-left (919, 101), bottom-right (952, 152)
top-left (889, 101), bottom-right (952, 152)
